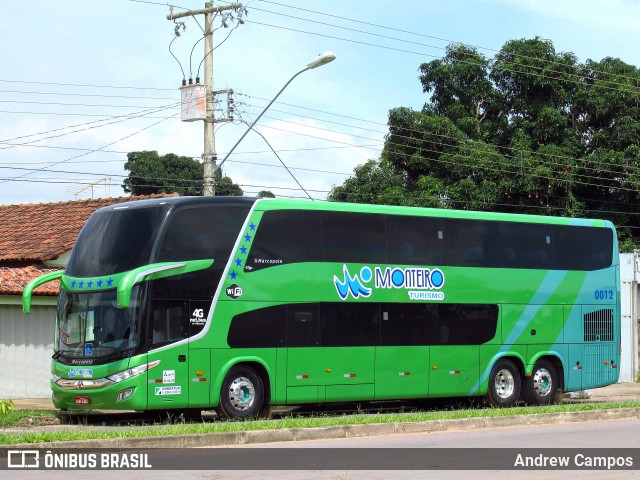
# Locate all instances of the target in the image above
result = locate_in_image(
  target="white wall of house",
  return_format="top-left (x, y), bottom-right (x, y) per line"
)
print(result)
top-left (0, 298), bottom-right (56, 398)
top-left (619, 253), bottom-right (639, 383)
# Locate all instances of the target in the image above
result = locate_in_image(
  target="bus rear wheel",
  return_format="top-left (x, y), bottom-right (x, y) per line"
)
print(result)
top-left (216, 365), bottom-right (264, 419)
top-left (486, 359), bottom-right (521, 407)
top-left (523, 359), bottom-right (558, 405)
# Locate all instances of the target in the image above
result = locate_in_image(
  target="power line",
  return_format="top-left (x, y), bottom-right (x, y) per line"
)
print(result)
top-left (0, 110), bottom-right (177, 118)
top-left (0, 143), bottom-right (380, 166)
top-left (0, 99), bottom-right (181, 109)
top-left (238, 94), bottom-right (636, 177)
top-left (257, 0), bottom-right (640, 88)
top-left (0, 114), bottom-right (177, 185)
top-left (229, 111), bottom-right (640, 196)
top-left (0, 78), bottom-right (176, 91)
top-left (237, 112), bottom-right (313, 200)
top-left (0, 103), bottom-right (180, 147)
top-left (247, 19), bottom-right (639, 97)
top-left (0, 88), bottom-right (177, 101)
top-left (3, 147), bottom-right (640, 218)
top-left (0, 93), bottom-right (630, 190)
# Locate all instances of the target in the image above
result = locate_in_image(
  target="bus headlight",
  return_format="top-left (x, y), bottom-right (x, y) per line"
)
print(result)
top-left (107, 360), bottom-right (160, 383)
top-left (51, 372), bottom-right (61, 383)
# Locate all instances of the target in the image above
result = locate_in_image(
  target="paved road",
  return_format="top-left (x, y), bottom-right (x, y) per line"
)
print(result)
top-left (6, 418), bottom-right (640, 480)
top-left (245, 417), bottom-right (640, 448)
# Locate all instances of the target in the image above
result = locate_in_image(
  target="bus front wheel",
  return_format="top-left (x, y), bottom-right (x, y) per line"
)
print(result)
top-left (486, 359), bottom-right (521, 407)
top-left (216, 365), bottom-right (264, 419)
top-left (523, 359), bottom-right (558, 405)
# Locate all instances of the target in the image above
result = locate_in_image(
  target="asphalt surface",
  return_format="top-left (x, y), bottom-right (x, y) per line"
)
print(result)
top-left (4, 382), bottom-right (640, 448)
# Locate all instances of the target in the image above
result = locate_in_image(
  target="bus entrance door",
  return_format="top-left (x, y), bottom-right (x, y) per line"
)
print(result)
top-left (145, 299), bottom-right (191, 410)
top-left (146, 343), bottom-right (190, 410)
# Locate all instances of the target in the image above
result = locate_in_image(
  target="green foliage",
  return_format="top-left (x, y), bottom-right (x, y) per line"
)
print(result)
top-left (329, 159), bottom-right (410, 205)
top-left (257, 190), bottom-right (276, 198)
top-left (619, 236), bottom-right (640, 253)
top-left (0, 400), bottom-right (14, 416)
top-left (123, 151), bottom-right (243, 197)
top-left (332, 37), bottom-right (640, 242)
top-left (213, 168), bottom-right (243, 196)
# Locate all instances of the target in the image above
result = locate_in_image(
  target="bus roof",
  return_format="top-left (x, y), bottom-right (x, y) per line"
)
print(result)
top-left (254, 198), bottom-right (614, 229)
top-left (94, 195), bottom-right (257, 213)
top-left (92, 196), bottom-right (614, 230)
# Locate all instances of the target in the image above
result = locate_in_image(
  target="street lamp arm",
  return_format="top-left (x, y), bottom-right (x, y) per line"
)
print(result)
top-left (217, 66), bottom-right (309, 172)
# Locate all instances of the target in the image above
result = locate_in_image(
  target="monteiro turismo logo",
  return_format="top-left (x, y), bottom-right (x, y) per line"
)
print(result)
top-left (334, 264), bottom-right (446, 301)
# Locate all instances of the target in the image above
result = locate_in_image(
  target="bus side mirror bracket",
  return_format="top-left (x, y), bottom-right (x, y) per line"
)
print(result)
top-left (117, 259), bottom-right (214, 309)
top-left (22, 270), bottom-right (64, 314)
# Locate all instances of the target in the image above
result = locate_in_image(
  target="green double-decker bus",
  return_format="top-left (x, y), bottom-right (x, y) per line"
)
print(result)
top-left (23, 196), bottom-right (620, 418)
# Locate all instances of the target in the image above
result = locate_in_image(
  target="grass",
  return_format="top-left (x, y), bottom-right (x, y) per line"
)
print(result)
top-left (1, 401), bottom-right (639, 445)
top-left (0, 409), bottom-right (58, 428)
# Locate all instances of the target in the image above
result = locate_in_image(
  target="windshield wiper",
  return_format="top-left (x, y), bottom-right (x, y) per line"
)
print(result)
top-left (52, 349), bottom-right (74, 359)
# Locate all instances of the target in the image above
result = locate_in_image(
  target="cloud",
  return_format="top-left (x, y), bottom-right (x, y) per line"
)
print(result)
top-left (499, 0), bottom-right (640, 32)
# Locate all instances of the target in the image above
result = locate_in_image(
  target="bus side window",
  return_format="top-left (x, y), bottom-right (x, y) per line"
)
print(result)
top-left (554, 225), bottom-right (613, 271)
top-left (445, 219), bottom-right (500, 267)
top-left (148, 300), bottom-right (189, 348)
top-left (500, 222), bottom-right (553, 269)
top-left (287, 304), bottom-right (320, 347)
top-left (387, 215), bottom-right (445, 266)
top-left (323, 212), bottom-right (387, 264)
top-left (246, 211), bottom-right (323, 271)
top-left (381, 304), bottom-right (438, 346)
top-left (321, 303), bottom-right (379, 347)
top-left (227, 305), bottom-right (285, 348)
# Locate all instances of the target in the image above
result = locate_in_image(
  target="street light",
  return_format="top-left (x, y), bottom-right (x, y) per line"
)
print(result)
top-left (215, 51), bottom-right (336, 176)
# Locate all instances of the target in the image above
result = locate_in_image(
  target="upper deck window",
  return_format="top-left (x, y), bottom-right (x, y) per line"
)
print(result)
top-left (245, 210), bottom-right (323, 272)
top-left (66, 205), bottom-right (170, 277)
top-left (322, 212), bottom-right (387, 264)
top-left (245, 208), bottom-right (613, 272)
top-left (554, 225), bottom-right (613, 271)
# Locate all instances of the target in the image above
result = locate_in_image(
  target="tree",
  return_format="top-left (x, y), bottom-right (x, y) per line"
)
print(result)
top-left (330, 37), bottom-right (640, 244)
top-left (213, 168), bottom-right (243, 196)
top-left (123, 150), bottom-right (243, 197)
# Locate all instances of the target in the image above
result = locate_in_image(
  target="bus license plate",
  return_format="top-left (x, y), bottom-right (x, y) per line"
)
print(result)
top-left (74, 396), bottom-right (90, 405)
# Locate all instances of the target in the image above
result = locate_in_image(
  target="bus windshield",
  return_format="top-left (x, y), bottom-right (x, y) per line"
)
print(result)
top-left (66, 204), bottom-right (171, 277)
top-left (55, 287), bottom-right (141, 359)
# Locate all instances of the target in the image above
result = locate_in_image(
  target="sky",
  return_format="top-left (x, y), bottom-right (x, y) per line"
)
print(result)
top-left (2, 0), bottom-right (640, 205)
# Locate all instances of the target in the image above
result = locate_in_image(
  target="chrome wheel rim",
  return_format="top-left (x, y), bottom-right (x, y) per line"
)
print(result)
top-left (494, 368), bottom-right (515, 399)
top-left (228, 376), bottom-right (255, 411)
top-left (532, 368), bottom-right (552, 397)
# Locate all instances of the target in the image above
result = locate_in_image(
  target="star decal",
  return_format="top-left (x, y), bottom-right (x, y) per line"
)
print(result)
top-left (71, 281), bottom-right (76, 288)
top-left (249, 223), bottom-right (256, 231)
top-left (244, 233), bottom-right (252, 242)
top-left (78, 280), bottom-right (84, 288)
top-left (87, 280), bottom-right (93, 288)
top-left (240, 246), bottom-right (247, 255)
top-left (230, 271), bottom-right (237, 280)
top-left (96, 279), bottom-right (103, 288)
top-left (106, 278), bottom-right (114, 287)
top-left (235, 258), bottom-right (242, 267)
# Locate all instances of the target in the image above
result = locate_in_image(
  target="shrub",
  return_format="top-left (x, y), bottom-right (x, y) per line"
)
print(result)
top-left (0, 400), bottom-right (14, 416)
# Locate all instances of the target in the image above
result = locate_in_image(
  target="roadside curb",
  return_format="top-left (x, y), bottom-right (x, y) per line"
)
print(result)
top-left (13, 407), bottom-right (640, 449)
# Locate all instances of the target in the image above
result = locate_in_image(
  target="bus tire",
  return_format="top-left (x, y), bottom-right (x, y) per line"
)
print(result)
top-left (523, 359), bottom-right (558, 405)
top-left (216, 365), bottom-right (264, 419)
top-left (486, 359), bottom-right (521, 407)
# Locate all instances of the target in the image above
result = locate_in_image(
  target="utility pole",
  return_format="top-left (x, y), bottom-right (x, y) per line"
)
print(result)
top-left (167, 2), bottom-right (242, 196)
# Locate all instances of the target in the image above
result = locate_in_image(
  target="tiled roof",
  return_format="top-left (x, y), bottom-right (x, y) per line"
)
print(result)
top-left (0, 265), bottom-right (60, 296)
top-left (0, 193), bottom-right (177, 262)
top-left (0, 193), bottom-right (178, 296)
